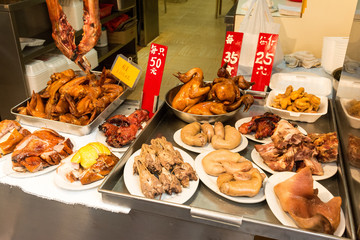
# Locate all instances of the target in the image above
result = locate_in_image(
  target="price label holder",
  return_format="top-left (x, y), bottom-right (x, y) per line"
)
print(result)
top-left (221, 31), bottom-right (244, 77)
top-left (111, 54), bottom-right (142, 89)
top-left (141, 43), bottom-right (168, 118)
top-left (250, 33), bottom-right (279, 91)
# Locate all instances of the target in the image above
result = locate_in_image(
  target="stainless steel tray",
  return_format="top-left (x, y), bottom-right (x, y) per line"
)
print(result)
top-left (99, 99), bottom-right (355, 239)
top-left (10, 72), bottom-right (132, 136)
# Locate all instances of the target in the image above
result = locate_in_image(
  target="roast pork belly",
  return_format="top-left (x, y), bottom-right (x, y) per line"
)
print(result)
top-left (11, 128), bottom-right (73, 172)
top-left (274, 167), bottom-right (342, 234)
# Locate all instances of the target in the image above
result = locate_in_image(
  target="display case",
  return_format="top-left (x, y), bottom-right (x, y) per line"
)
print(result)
top-left (0, 0), bottom-right (137, 120)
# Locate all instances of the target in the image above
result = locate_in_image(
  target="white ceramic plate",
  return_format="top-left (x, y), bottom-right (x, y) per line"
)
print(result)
top-left (173, 129), bottom-right (248, 153)
top-left (234, 117), bottom-right (307, 144)
top-left (194, 151), bottom-right (267, 204)
top-left (251, 148), bottom-right (338, 181)
top-left (265, 172), bottom-right (345, 237)
top-left (95, 122), bottom-right (145, 152)
top-left (54, 171), bottom-right (102, 191)
top-left (3, 159), bottom-right (58, 178)
top-left (123, 147), bottom-right (199, 204)
top-left (0, 153), bottom-right (11, 162)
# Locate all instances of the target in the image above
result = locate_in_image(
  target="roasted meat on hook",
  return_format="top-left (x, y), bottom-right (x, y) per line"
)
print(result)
top-left (45, 0), bottom-right (101, 73)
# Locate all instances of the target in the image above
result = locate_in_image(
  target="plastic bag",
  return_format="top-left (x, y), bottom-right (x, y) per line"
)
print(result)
top-left (237, 0), bottom-right (283, 75)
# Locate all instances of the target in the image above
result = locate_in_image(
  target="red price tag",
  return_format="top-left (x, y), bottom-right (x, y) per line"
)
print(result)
top-left (221, 32), bottom-right (244, 77)
top-left (250, 33), bottom-right (279, 91)
top-left (141, 43), bottom-right (168, 118)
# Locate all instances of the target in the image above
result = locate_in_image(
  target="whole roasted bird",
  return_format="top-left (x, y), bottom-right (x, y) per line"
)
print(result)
top-left (45, 0), bottom-right (101, 73)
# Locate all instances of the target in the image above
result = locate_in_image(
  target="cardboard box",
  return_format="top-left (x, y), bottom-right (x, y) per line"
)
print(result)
top-left (108, 24), bottom-right (137, 45)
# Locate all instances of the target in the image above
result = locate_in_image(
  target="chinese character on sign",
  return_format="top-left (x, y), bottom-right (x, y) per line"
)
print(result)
top-left (151, 45), bottom-right (158, 55)
top-left (142, 43), bottom-right (168, 118)
top-left (226, 34), bottom-right (234, 44)
top-left (221, 31), bottom-right (244, 77)
top-left (250, 33), bottom-right (279, 91)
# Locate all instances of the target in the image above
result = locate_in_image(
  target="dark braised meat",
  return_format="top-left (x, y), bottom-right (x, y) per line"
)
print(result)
top-left (99, 109), bottom-right (149, 148)
top-left (238, 112), bottom-right (281, 139)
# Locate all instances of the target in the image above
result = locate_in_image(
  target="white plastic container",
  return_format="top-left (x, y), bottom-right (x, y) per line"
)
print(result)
top-left (65, 48), bottom-right (98, 71)
top-left (340, 98), bottom-right (360, 129)
top-left (321, 37), bottom-right (349, 74)
top-left (25, 60), bottom-right (50, 95)
top-left (60, 0), bottom-right (84, 31)
top-left (265, 72), bottom-right (332, 123)
top-left (36, 54), bottom-right (69, 74)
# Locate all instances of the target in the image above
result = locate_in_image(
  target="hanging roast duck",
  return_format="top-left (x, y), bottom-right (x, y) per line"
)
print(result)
top-left (45, 0), bottom-right (101, 73)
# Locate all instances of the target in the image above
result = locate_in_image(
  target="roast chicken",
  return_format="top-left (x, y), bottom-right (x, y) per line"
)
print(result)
top-left (0, 120), bottom-right (31, 156)
top-left (274, 167), bottom-right (342, 234)
top-left (171, 67), bottom-right (210, 112)
top-left (171, 64), bottom-right (255, 115)
top-left (12, 128), bottom-right (74, 173)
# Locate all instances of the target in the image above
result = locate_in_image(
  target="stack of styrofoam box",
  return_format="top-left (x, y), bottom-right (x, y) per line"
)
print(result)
top-left (24, 60), bottom-right (50, 95)
top-left (36, 53), bottom-right (69, 75)
top-left (321, 37), bottom-right (349, 74)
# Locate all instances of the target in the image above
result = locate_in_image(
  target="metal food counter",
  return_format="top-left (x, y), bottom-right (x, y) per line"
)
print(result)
top-left (0, 99), bottom-right (356, 240)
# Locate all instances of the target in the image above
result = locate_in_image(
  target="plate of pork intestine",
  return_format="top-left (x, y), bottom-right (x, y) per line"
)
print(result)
top-left (235, 116), bottom-right (307, 144)
top-left (123, 138), bottom-right (199, 204)
top-left (265, 170), bottom-right (345, 237)
top-left (194, 151), bottom-right (267, 204)
top-left (173, 122), bottom-right (248, 154)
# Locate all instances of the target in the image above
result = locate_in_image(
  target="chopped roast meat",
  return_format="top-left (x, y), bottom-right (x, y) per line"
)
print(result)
top-left (254, 120), bottom-right (328, 175)
top-left (271, 120), bottom-right (311, 149)
top-left (11, 128), bottom-right (73, 172)
top-left (173, 162), bottom-right (198, 187)
top-left (308, 132), bottom-right (338, 163)
top-left (135, 157), bottom-right (163, 199)
top-left (0, 120), bottom-right (31, 156)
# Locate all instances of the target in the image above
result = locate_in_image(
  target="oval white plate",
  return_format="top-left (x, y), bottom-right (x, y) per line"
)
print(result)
top-left (265, 172), bottom-right (345, 237)
top-left (54, 171), bottom-right (102, 191)
top-left (235, 117), bottom-right (307, 144)
top-left (251, 148), bottom-right (338, 181)
top-left (194, 151), bottom-right (267, 204)
top-left (3, 159), bottom-right (58, 178)
top-left (95, 122), bottom-right (145, 152)
top-left (0, 153), bottom-right (11, 163)
top-left (173, 129), bottom-right (248, 153)
top-left (123, 147), bottom-right (199, 204)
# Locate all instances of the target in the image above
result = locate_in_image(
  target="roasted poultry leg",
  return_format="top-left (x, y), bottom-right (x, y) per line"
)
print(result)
top-left (45, 0), bottom-right (101, 73)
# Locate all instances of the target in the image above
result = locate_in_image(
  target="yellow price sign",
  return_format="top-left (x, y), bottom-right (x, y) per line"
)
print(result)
top-left (111, 55), bottom-right (141, 89)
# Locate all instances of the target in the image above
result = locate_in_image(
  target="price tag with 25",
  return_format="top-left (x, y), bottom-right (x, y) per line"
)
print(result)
top-left (251, 33), bottom-right (279, 91)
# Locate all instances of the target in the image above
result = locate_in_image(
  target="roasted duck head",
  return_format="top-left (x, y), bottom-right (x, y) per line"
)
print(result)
top-left (45, 0), bottom-right (101, 73)
top-left (11, 128), bottom-right (74, 173)
top-left (171, 67), bottom-right (211, 112)
top-left (274, 167), bottom-right (342, 235)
